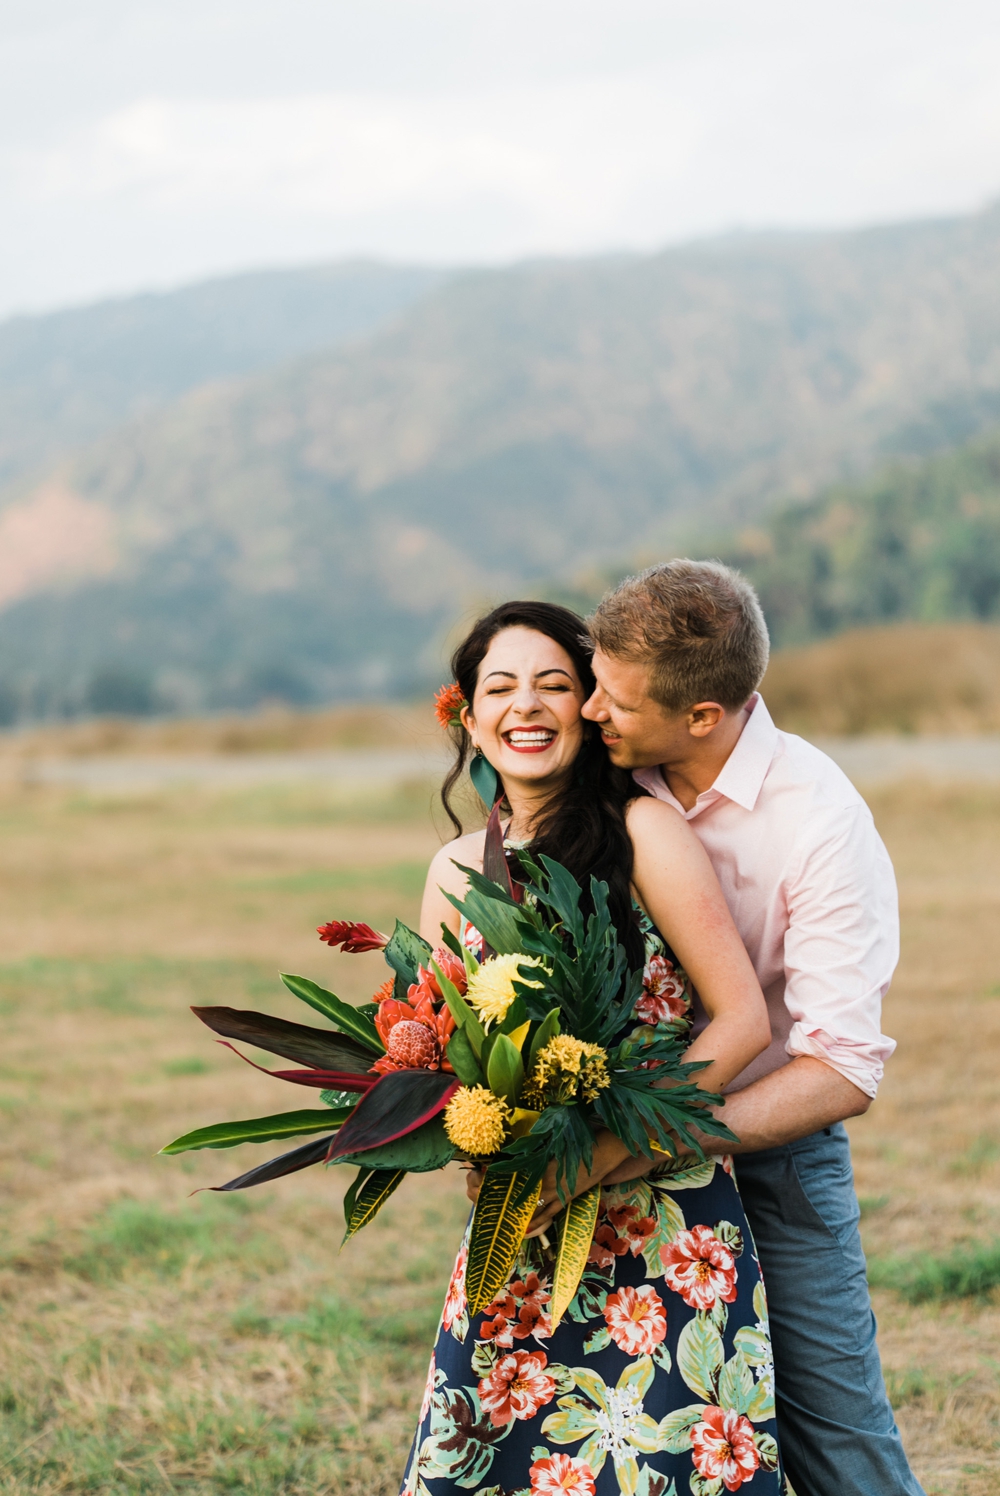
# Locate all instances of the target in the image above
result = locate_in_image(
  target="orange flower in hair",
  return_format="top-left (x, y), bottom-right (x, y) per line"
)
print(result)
top-left (434, 682), bottom-right (467, 729)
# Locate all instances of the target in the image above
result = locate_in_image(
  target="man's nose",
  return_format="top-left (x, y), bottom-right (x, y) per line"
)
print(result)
top-left (581, 689), bottom-right (607, 721)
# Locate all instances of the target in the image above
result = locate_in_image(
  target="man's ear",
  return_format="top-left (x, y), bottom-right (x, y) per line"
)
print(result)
top-left (686, 702), bottom-right (725, 738)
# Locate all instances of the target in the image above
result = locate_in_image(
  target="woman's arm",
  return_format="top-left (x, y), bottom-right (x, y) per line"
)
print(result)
top-left (418, 831), bottom-right (485, 946)
top-left (626, 795), bottom-right (771, 1094)
top-left (521, 800), bottom-right (772, 1238)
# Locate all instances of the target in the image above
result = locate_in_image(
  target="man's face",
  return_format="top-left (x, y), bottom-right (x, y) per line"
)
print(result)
top-left (583, 648), bottom-right (695, 769)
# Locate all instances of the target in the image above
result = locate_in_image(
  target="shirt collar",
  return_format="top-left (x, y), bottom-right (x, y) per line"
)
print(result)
top-left (632, 693), bottom-right (779, 815)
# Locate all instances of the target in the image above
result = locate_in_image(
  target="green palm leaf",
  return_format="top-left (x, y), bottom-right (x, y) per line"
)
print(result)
top-left (160, 1106), bottom-right (352, 1153)
top-left (550, 1184), bottom-right (601, 1329)
top-left (279, 973), bottom-right (383, 1053)
top-left (465, 1166), bottom-right (542, 1316)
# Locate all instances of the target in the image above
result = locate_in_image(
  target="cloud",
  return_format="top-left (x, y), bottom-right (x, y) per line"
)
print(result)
top-left (14, 83), bottom-right (699, 250)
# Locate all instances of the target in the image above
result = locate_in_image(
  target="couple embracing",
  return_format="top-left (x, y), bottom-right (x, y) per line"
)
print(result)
top-left (400, 560), bottom-right (923, 1496)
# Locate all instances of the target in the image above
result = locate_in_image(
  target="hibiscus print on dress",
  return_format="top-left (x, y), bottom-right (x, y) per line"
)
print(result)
top-left (418, 1351), bottom-right (436, 1423)
top-left (635, 953), bottom-right (688, 1025)
top-left (480, 1271), bottom-right (552, 1349)
top-left (691, 1405), bottom-right (761, 1491)
top-left (662, 1223), bottom-right (738, 1311)
top-left (478, 1349), bottom-right (557, 1427)
top-left (529, 1450), bottom-right (597, 1495)
top-left (602, 1283), bottom-right (667, 1356)
top-left (587, 1201), bottom-right (656, 1269)
top-left (442, 1243), bottom-right (467, 1338)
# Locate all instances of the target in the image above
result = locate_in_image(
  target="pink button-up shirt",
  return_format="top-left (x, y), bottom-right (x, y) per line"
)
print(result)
top-left (634, 694), bottom-right (898, 1098)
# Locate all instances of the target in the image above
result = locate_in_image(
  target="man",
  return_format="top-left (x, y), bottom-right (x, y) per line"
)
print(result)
top-left (583, 559), bottom-right (923, 1496)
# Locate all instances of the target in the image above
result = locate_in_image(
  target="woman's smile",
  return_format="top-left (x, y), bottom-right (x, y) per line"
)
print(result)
top-left (502, 727), bottom-right (557, 753)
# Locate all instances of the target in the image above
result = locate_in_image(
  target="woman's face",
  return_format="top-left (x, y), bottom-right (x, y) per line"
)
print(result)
top-left (462, 626), bottom-right (588, 787)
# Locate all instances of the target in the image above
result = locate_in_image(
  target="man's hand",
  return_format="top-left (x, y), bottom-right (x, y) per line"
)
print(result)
top-left (464, 1165), bottom-right (483, 1205)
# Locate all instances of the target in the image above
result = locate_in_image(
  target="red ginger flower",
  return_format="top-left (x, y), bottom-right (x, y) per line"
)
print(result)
top-left (414, 949), bottom-right (468, 999)
top-left (317, 920), bottom-right (389, 952)
top-left (690, 1406), bottom-right (760, 1491)
top-left (434, 682), bottom-right (467, 729)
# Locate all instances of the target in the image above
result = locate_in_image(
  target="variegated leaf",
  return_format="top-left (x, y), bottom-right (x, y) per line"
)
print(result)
top-left (713, 1219), bottom-right (744, 1256)
top-left (656, 1403), bottom-right (705, 1454)
top-left (677, 1316), bottom-right (723, 1403)
top-left (583, 1325), bottom-right (612, 1354)
top-left (616, 1454), bottom-right (640, 1496)
top-left (635, 1468), bottom-right (677, 1496)
top-left (733, 1324), bottom-right (769, 1365)
top-left (653, 1158), bottom-right (716, 1190)
top-left (747, 1375), bottom-right (776, 1423)
top-left (752, 1278), bottom-right (770, 1330)
top-left (629, 1414), bottom-right (663, 1455)
top-left (465, 1167), bottom-right (542, 1316)
top-left (619, 1354), bottom-right (655, 1401)
top-left (570, 1368), bottom-right (611, 1411)
top-left (708, 1296), bottom-right (730, 1334)
top-left (717, 1349), bottom-right (754, 1416)
top-left (550, 1185), bottom-right (601, 1329)
top-left (754, 1430), bottom-right (780, 1472)
top-left (341, 1167), bottom-right (405, 1243)
top-left (641, 1189), bottom-right (687, 1275)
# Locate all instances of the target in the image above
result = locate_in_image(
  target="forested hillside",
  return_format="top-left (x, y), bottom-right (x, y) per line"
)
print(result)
top-left (4, 202), bottom-right (1000, 718)
top-left (718, 430), bottom-right (1000, 645)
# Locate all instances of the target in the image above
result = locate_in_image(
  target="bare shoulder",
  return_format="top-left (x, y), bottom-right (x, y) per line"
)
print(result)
top-left (626, 793), bottom-right (687, 839)
top-left (427, 829), bottom-right (486, 894)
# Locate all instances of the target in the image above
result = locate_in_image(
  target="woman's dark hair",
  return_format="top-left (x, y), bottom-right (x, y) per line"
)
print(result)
top-left (440, 600), bottom-right (646, 969)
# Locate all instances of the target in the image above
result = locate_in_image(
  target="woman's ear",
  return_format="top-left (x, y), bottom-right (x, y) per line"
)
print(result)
top-left (459, 703), bottom-right (478, 746)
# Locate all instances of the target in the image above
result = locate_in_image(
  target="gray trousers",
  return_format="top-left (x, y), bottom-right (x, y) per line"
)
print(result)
top-left (734, 1124), bottom-right (925, 1496)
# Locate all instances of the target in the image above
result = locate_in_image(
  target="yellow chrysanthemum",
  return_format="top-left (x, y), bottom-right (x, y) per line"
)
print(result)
top-left (464, 952), bottom-right (545, 1029)
top-left (444, 1085), bottom-right (511, 1156)
top-left (529, 1034), bottom-right (611, 1104)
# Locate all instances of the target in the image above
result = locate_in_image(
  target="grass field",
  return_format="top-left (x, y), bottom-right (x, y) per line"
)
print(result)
top-left (0, 774), bottom-right (998, 1495)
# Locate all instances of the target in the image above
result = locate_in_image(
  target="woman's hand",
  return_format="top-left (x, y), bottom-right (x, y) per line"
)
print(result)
top-left (462, 1134), bottom-right (632, 1234)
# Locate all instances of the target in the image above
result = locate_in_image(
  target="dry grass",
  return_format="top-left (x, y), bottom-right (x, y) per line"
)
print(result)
top-left (0, 774), bottom-right (997, 1493)
top-left (763, 622), bottom-right (1000, 736)
top-left (0, 703), bottom-right (436, 761)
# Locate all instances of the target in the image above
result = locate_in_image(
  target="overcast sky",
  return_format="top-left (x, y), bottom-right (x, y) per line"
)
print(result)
top-left (3, 0), bottom-right (1000, 318)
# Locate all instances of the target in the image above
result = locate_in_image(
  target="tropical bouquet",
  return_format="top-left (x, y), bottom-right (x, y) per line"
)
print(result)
top-left (162, 820), bottom-right (735, 1325)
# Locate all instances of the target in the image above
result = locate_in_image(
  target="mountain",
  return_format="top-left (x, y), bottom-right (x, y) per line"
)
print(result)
top-left (3, 203), bottom-right (1000, 719)
top-left (0, 261), bottom-right (449, 490)
top-left (713, 428), bottom-right (1000, 646)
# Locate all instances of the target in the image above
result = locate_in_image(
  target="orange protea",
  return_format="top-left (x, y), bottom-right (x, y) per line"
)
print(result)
top-left (373, 986), bottom-right (456, 1074)
top-left (434, 682), bottom-right (467, 729)
top-left (317, 920), bottom-right (389, 952)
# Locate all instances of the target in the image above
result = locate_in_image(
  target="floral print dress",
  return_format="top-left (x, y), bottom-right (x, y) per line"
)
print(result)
top-left (400, 914), bottom-right (783, 1496)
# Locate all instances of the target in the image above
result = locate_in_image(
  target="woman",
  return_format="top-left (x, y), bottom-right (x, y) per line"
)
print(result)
top-left (402, 601), bottom-right (782, 1496)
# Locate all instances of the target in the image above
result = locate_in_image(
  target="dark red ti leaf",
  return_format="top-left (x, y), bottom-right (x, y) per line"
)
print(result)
top-left (215, 1041), bottom-right (377, 1093)
top-left (205, 1134), bottom-right (335, 1192)
top-left (325, 1069), bottom-right (460, 1163)
top-left (192, 1007), bottom-right (375, 1073)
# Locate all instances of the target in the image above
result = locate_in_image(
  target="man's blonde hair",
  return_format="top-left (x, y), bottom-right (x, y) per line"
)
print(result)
top-left (588, 559), bottom-right (770, 712)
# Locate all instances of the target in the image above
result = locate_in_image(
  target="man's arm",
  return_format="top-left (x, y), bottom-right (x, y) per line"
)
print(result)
top-left (703, 1055), bottom-right (871, 1152)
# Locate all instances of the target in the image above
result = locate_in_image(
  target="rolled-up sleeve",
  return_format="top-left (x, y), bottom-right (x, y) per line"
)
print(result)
top-left (783, 803), bottom-right (899, 1098)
